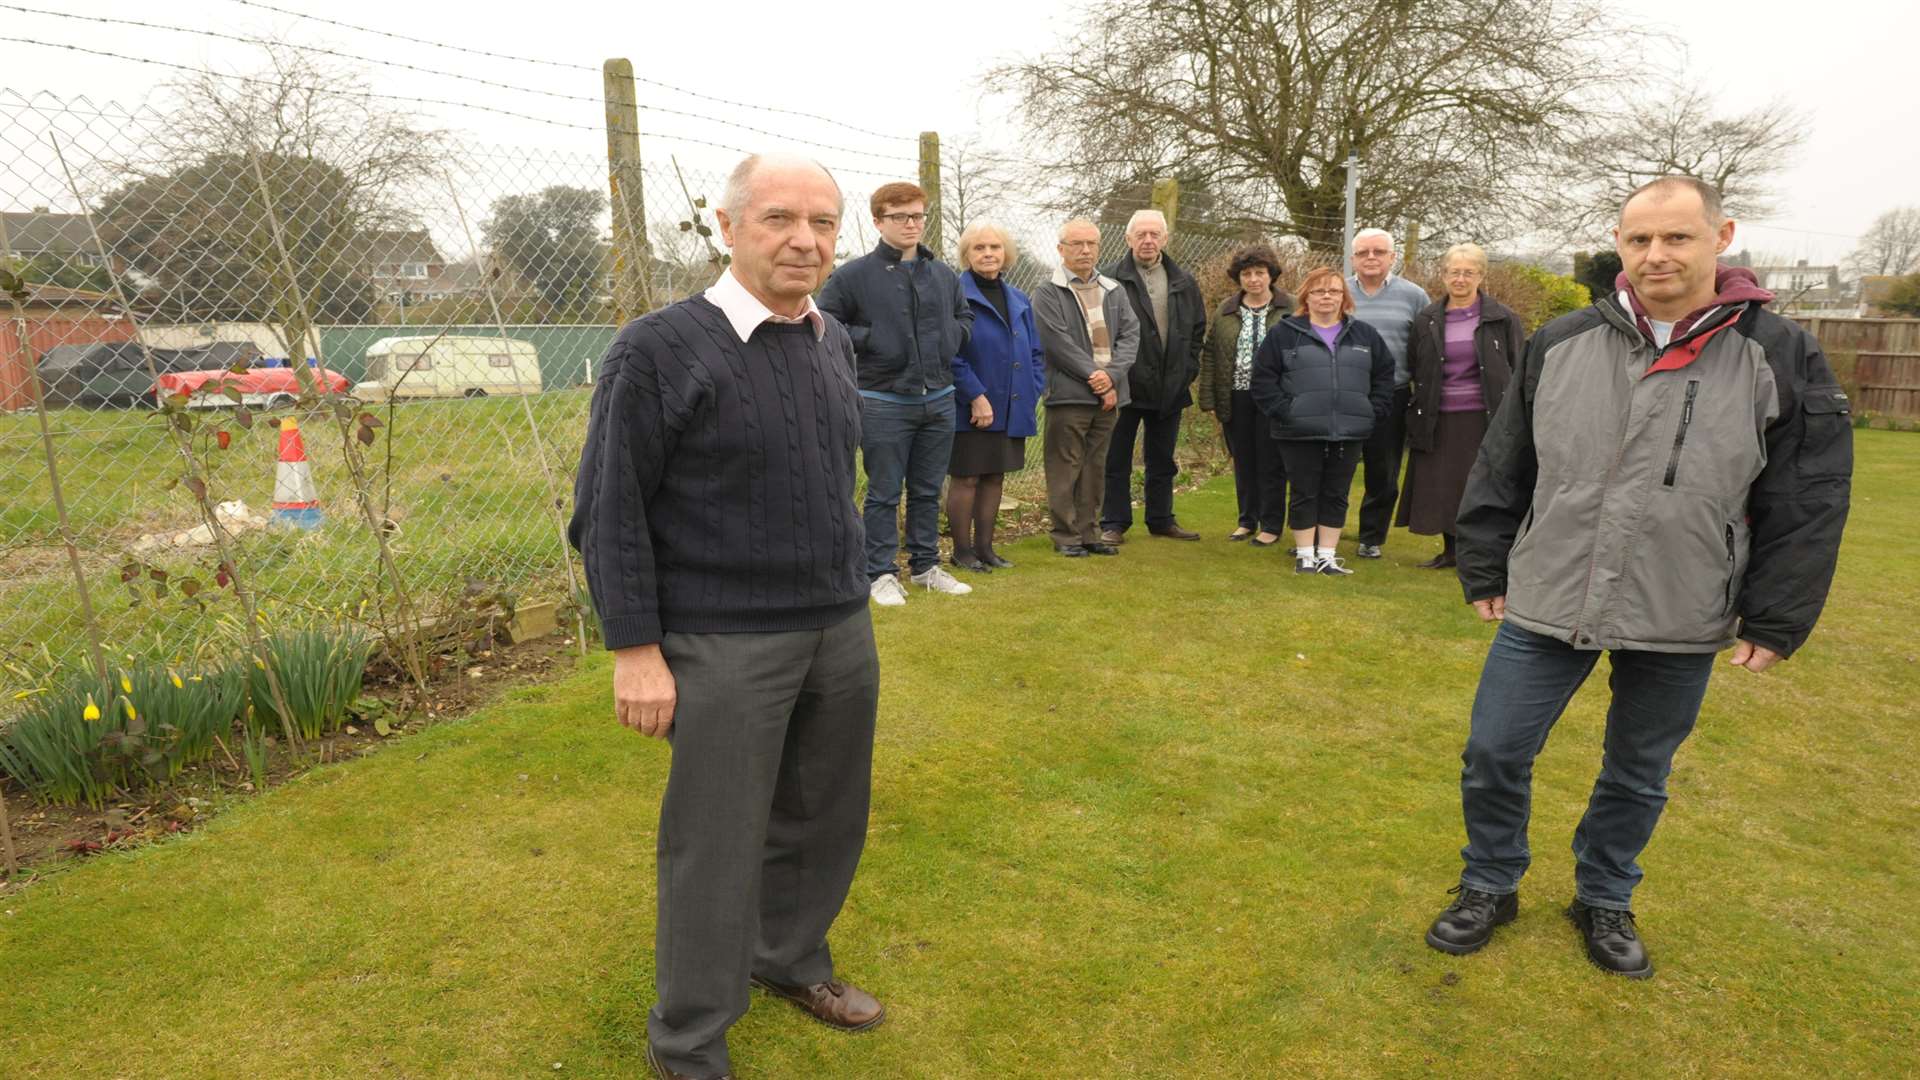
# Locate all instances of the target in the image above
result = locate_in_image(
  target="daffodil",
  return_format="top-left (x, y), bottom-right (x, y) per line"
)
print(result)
top-left (119, 672), bottom-right (133, 694)
top-left (121, 698), bottom-right (138, 722)
top-left (83, 693), bottom-right (101, 721)
top-left (169, 670), bottom-right (184, 689)
top-left (12, 688), bottom-right (46, 701)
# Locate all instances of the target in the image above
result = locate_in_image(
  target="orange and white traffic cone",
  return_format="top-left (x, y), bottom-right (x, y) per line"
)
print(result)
top-left (270, 417), bottom-right (323, 529)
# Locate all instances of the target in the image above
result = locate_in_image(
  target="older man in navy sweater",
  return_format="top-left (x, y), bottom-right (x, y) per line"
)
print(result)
top-left (570, 154), bottom-right (883, 1080)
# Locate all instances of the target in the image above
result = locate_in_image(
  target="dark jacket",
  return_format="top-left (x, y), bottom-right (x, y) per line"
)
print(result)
top-left (1456, 267), bottom-right (1852, 657)
top-left (1249, 315), bottom-right (1395, 442)
top-left (1198, 290), bottom-right (1292, 424)
top-left (950, 271), bottom-right (1047, 437)
top-left (1405, 292), bottom-right (1524, 452)
top-left (817, 241), bottom-right (972, 396)
top-left (1105, 252), bottom-right (1208, 414)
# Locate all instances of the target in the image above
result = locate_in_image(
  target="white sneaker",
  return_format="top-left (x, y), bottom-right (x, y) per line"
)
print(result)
top-left (869, 575), bottom-right (907, 607)
top-left (910, 565), bottom-right (973, 595)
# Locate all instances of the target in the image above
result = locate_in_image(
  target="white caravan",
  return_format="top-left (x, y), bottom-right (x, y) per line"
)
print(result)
top-left (353, 336), bottom-right (543, 401)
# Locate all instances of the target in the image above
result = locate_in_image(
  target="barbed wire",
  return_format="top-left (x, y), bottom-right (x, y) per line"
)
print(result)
top-left (0, 38), bottom-right (910, 180)
top-left (0, 8), bottom-right (920, 166)
top-left (219, 0), bottom-right (915, 144)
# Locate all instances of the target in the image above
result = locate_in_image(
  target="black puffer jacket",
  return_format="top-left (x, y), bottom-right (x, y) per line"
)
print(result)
top-left (1250, 316), bottom-right (1395, 442)
top-left (1105, 253), bottom-right (1207, 414)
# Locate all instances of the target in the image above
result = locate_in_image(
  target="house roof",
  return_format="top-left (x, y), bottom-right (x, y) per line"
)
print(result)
top-left (1, 210), bottom-right (95, 257)
top-left (15, 282), bottom-right (117, 309)
top-left (343, 228), bottom-right (443, 268)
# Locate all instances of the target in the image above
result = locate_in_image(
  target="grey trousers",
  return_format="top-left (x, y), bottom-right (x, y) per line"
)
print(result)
top-left (646, 610), bottom-right (880, 1078)
top-left (1044, 402), bottom-right (1118, 548)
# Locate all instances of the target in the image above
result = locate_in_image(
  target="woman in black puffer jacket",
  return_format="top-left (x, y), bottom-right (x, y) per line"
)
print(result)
top-left (1250, 265), bottom-right (1396, 576)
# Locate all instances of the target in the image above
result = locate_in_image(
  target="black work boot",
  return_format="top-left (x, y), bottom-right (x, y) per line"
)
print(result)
top-left (1425, 885), bottom-right (1519, 955)
top-left (1567, 899), bottom-right (1653, 979)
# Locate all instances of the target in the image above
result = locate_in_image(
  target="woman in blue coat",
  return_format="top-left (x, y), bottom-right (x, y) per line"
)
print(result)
top-left (945, 222), bottom-right (1047, 572)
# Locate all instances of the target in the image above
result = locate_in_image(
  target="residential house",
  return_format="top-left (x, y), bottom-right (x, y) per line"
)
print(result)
top-left (1750, 259), bottom-right (1850, 313)
top-left (345, 228), bottom-right (446, 305)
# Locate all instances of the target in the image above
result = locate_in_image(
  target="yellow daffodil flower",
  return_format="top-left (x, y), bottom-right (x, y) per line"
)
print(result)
top-left (83, 693), bottom-right (101, 721)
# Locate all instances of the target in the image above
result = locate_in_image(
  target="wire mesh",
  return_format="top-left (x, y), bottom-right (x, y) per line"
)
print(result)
top-left (2, 85), bottom-right (1263, 691)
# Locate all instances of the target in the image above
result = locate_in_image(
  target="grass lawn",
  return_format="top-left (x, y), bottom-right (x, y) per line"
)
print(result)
top-left (1, 432), bottom-right (1914, 1078)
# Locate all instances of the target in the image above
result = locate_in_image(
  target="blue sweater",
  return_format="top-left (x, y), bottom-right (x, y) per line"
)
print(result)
top-left (567, 297), bottom-right (868, 648)
top-left (950, 271), bottom-right (1047, 437)
top-left (1346, 273), bottom-right (1431, 387)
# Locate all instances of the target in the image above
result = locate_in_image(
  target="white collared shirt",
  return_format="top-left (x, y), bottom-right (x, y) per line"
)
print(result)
top-left (704, 267), bottom-right (826, 344)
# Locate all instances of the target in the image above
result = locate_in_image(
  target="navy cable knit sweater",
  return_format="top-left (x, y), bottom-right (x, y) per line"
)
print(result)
top-left (567, 296), bottom-right (868, 649)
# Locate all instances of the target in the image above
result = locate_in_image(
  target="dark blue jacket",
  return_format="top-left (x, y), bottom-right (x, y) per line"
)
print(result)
top-left (817, 241), bottom-right (972, 396)
top-left (950, 270), bottom-right (1047, 437)
top-left (1250, 315), bottom-right (1395, 442)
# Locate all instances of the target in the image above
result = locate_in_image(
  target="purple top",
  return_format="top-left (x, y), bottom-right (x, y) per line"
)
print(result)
top-left (1312, 321), bottom-right (1342, 352)
top-left (1440, 299), bottom-right (1486, 413)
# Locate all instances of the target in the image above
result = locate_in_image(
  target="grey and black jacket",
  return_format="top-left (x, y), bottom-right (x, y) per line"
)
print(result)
top-left (1456, 290), bottom-right (1852, 657)
top-left (817, 241), bottom-right (972, 396)
top-left (1031, 265), bottom-right (1140, 408)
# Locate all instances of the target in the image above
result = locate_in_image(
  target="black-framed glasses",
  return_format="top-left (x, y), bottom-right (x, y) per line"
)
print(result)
top-left (879, 212), bottom-right (927, 225)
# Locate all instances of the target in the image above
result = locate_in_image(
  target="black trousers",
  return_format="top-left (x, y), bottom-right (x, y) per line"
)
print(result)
top-left (1358, 384), bottom-right (1412, 545)
top-left (1100, 404), bottom-right (1183, 532)
top-left (647, 611), bottom-right (880, 1077)
top-left (1277, 438), bottom-right (1363, 531)
top-left (1225, 390), bottom-right (1287, 533)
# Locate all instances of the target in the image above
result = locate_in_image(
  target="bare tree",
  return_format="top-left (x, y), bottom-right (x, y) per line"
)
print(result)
top-left (1848, 207), bottom-right (1920, 278)
top-left (938, 134), bottom-right (1017, 251)
top-left (95, 45), bottom-right (445, 337)
top-left (1538, 85), bottom-right (1806, 240)
top-left (987, 0), bottom-right (1631, 251)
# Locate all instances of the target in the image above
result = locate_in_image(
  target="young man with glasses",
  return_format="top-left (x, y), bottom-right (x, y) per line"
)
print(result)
top-left (1346, 227), bottom-right (1432, 560)
top-left (819, 182), bottom-right (975, 607)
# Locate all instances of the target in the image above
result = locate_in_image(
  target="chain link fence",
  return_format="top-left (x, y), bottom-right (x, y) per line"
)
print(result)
top-left (2, 85), bottom-right (1270, 698)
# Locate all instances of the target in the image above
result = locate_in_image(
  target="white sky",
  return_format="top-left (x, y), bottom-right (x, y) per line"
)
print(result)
top-left (4, 0), bottom-right (1916, 266)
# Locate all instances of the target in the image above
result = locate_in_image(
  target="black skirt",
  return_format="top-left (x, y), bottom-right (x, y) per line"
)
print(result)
top-left (1398, 410), bottom-right (1488, 535)
top-left (949, 430), bottom-right (1027, 476)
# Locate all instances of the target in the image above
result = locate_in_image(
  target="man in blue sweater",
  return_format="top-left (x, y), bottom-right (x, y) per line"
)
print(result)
top-left (818, 182), bottom-right (975, 607)
top-left (570, 154), bottom-right (884, 1080)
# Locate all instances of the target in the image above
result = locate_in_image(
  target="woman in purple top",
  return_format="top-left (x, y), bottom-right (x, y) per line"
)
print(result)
top-left (1399, 243), bottom-right (1525, 568)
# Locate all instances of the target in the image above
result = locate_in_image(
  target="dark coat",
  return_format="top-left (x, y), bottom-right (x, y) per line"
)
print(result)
top-left (1405, 292), bottom-right (1524, 453)
top-left (817, 241), bottom-right (973, 396)
top-left (1198, 290), bottom-right (1293, 424)
top-left (1250, 315), bottom-right (1395, 442)
top-left (1104, 252), bottom-right (1208, 414)
top-left (950, 271), bottom-right (1047, 437)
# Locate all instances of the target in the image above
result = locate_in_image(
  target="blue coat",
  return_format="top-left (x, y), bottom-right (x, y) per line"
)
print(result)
top-left (950, 270), bottom-right (1046, 437)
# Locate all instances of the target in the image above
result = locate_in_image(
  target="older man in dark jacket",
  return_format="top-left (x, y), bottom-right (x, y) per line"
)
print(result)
top-left (1098, 209), bottom-right (1208, 543)
top-left (818, 181), bottom-right (974, 607)
top-left (1425, 176), bottom-right (1852, 981)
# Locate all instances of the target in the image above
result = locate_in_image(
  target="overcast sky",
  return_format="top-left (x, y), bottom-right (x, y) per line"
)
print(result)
top-left (5, 0), bottom-right (1915, 265)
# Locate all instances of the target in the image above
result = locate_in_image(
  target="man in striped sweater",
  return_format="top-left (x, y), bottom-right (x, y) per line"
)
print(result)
top-left (569, 154), bottom-right (883, 1080)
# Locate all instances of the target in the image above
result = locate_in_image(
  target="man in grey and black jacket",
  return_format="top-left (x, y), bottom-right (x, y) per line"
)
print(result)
top-left (1424, 176), bottom-right (1852, 980)
top-left (1032, 217), bottom-right (1139, 556)
top-left (1099, 209), bottom-right (1209, 543)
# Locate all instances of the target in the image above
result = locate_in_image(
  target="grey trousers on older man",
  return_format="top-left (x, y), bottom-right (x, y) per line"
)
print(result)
top-left (1044, 402), bottom-right (1119, 549)
top-left (646, 609), bottom-right (880, 1078)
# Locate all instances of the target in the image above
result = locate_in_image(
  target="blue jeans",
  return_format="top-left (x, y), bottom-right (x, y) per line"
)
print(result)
top-left (860, 394), bottom-right (955, 578)
top-left (1458, 622), bottom-right (1714, 910)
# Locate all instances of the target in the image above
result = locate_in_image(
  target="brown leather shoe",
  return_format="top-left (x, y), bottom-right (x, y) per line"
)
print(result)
top-left (646, 1042), bottom-right (732, 1080)
top-left (1149, 524), bottom-right (1201, 540)
top-left (750, 975), bottom-right (886, 1032)
top-left (1098, 528), bottom-right (1126, 545)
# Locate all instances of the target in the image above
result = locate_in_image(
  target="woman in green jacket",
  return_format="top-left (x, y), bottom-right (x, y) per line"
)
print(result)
top-left (1198, 245), bottom-right (1294, 545)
